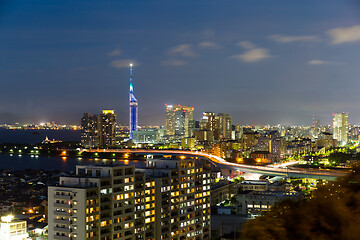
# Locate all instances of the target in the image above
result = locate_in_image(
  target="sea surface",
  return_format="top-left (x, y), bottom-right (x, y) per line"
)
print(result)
top-left (0, 129), bottom-right (144, 171)
top-left (0, 128), bottom-right (81, 144)
top-left (0, 154), bottom-right (145, 171)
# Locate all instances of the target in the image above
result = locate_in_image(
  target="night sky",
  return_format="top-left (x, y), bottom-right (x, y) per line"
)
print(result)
top-left (1, 0), bottom-right (360, 126)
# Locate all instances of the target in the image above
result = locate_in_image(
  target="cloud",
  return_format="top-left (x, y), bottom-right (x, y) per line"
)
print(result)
top-left (162, 59), bottom-right (187, 66)
top-left (327, 25), bottom-right (360, 44)
top-left (198, 41), bottom-right (221, 49)
top-left (108, 48), bottom-right (122, 56)
top-left (230, 48), bottom-right (271, 63)
top-left (168, 44), bottom-right (196, 57)
top-left (110, 59), bottom-right (139, 68)
top-left (269, 34), bottom-right (320, 43)
top-left (231, 41), bottom-right (271, 63)
top-left (307, 59), bottom-right (342, 65)
top-left (237, 41), bottom-right (256, 49)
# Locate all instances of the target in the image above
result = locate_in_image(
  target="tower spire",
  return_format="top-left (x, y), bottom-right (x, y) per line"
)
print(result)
top-left (129, 63), bottom-right (138, 139)
top-left (129, 63), bottom-right (133, 93)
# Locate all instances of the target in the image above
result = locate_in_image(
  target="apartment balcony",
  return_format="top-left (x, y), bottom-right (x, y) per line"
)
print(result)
top-left (54, 219), bottom-right (71, 225)
top-left (54, 235), bottom-right (71, 240)
top-left (54, 203), bottom-right (71, 208)
top-left (54, 227), bottom-right (71, 233)
top-left (54, 211), bottom-right (71, 217)
top-left (54, 195), bottom-right (71, 200)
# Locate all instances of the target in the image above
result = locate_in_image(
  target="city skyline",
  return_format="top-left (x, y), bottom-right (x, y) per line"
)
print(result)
top-left (1, 1), bottom-right (360, 125)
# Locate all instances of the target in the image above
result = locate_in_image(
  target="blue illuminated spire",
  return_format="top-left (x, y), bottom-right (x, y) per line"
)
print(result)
top-left (129, 63), bottom-right (138, 139)
top-left (129, 64), bottom-right (134, 93)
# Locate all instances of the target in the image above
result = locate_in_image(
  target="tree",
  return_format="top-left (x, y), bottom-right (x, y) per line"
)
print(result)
top-left (241, 163), bottom-right (360, 240)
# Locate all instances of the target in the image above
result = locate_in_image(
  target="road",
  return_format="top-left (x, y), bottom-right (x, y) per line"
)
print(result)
top-left (83, 149), bottom-right (347, 180)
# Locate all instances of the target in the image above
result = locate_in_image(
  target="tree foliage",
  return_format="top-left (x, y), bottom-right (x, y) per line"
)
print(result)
top-left (328, 152), bottom-right (350, 164)
top-left (241, 162), bottom-right (360, 240)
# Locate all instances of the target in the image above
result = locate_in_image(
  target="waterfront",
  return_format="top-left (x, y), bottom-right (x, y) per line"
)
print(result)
top-left (0, 128), bottom-right (81, 144)
top-left (0, 154), bottom-right (144, 171)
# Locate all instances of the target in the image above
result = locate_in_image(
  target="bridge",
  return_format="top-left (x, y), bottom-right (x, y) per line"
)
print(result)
top-left (83, 149), bottom-right (347, 181)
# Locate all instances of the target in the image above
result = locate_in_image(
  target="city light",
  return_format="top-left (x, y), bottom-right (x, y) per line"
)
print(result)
top-left (1, 215), bottom-right (14, 223)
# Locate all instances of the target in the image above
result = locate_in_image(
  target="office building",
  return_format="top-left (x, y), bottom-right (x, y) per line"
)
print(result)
top-left (200, 112), bottom-right (219, 141)
top-left (200, 112), bottom-right (216, 132)
top-left (132, 128), bottom-right (158, 144)
top-left (181, 137), bottom-right (196, 149)
top-left (217, 113), bottom-right (232, 140)
top-left (48, 158), bottom-right (211, 240)
top-left (165, 104), bottom-right (194, 138)
top-left (129, 64), bottom-right (138, 140)
top-left (333, 112), bottom-right (348, 144)
top-left (270, 138), bottom-right (282, 162)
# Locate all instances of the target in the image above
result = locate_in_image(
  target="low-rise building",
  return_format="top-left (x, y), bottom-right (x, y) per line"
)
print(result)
top-left (0, 215), bottom-right (28, 240)
top-left (238, 180), bottom-right (290, 193)
top-left (236, 191), bottom-right (302, 215)
top-left (211, 180), bottom-right (235, 206)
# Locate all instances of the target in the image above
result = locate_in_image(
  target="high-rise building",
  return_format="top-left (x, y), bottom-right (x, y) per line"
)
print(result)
top-left (81, 110), bottom-right (117, 148)
top-left (129, 64), bottom-right (138, 140)
top-left (200, 112), bottom-right (216, 132)
top-left (333, 112), bottom-right (348, 144)
top-left (100, 110), bottom-right (117, 147)
top-left (200, 112), bottom-right (219, 140)
top-left (165, 104), bottom-right (194, 138)
top-left (217, 113), bottom-right (232, 140)
top-left (48, 158), bottom-right (211, 239)
top-left (81, 113), bottom-right (101, 148)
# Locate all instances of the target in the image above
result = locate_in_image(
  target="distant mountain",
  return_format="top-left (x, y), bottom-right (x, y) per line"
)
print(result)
top-left (0, 112), bottom-right (24, 124)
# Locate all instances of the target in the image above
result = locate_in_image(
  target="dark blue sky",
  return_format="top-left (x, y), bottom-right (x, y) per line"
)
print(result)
top-left (1, 0), bottom-right (360, 125)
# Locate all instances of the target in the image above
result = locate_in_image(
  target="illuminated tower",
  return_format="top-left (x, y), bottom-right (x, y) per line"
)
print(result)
top-left (129, 64), bottom-right (138, 139)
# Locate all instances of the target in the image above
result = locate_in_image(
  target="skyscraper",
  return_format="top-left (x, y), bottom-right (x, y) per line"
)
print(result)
top-left (81, 113), bottom-right (101, 148)
top-left (217, 113), bottom-right (232, 140)
top-left (100, 110), bottom-right (117, 147)
top-left (200, 112), bottom-right (216, 132)
top-left (333, 112), bottom-right (348, 144)
top-left (165, 104), bottom-right (194, 138)
top-left (200, 112), bottom-right (219, 140)
top-left (129, 64), bottom-right (138, 139)
top-left (81, 110), bottom-right (117, 148)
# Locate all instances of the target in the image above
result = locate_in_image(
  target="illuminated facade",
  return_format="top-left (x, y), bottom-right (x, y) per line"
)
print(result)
top-left (217, 113), bottom-right (232, 140)
top-left (100, 110), bottom-right (117, 147)
top-left (81, 110), bottom-right (117, 148)
top-left (81, 113), bottom-right (101, 148)
top-left (333, 112), bottom-right (348, 144)
top-left (129, 64), bottom-right (138, 140)
top-left (0, 215), bottom-right (28, 240)
top-left (165, 104), bottom-right (194, 138)
top-left (48, 158), bottom-right (211, 240)
top-left (132, 128), bottom-right (158, 143)
top-left (200, 112), bottom-right (219, 140)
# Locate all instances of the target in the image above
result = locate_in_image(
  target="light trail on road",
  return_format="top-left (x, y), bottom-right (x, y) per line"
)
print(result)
top-left (83, 149), bottom-right (347, 179)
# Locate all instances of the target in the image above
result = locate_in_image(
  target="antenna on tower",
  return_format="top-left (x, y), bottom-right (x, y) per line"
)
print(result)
top-left (129, 63), bottom-right (133, 93)
top-left (130, 63), bottom-right (133, 80)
